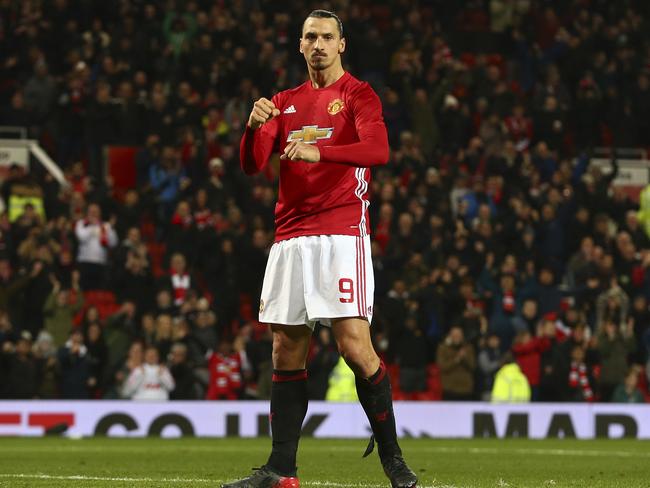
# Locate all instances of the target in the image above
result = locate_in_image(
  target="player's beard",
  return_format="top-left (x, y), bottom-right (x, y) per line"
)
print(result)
top-left (309, 53), bottom-right (330, 71)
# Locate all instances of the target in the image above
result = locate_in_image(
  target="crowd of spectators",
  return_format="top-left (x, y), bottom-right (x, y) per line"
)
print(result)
top-left (1, 0), bottom-right (650, 403)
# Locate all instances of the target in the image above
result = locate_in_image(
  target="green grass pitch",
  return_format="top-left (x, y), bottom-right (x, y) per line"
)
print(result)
top-left (0, 437), bottom-right (648, 487)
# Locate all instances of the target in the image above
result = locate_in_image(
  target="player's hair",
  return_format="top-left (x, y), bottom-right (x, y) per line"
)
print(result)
top-left (305, 9), bottom-right (344, 38)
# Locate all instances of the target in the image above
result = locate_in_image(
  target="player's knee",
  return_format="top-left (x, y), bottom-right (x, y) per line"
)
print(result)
top-left (337, 337), bottom-right (374, 375)
top-left (272, 352), bottom-right (303, 370)
top-left (337, 344), bottom-right (356, 366)
top-left (272, 346), bottom-right (305, 369)
top-left (272, 331), bottom-right (309, 369)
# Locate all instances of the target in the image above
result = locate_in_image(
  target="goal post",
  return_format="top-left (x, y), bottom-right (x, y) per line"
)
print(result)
top-left (0, 138), bottom-right (67, 187)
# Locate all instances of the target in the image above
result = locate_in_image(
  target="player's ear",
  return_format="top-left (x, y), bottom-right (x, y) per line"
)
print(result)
top-left (299, 37), bottom-right (304, 53)
top-left (338, 37), bottom-right (346, 54)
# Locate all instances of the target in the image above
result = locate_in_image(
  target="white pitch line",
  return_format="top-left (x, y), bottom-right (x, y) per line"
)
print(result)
top-left (0, 474), bottom-right (447, 488)
top-left (2, 444), bottom-right (648, 459)
top-left (470, 446), bottom-right (650, 458)
top-left (0, 473), bottom-right (213, 483)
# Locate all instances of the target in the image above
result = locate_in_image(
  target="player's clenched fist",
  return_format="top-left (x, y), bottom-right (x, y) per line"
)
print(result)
top-left (248, 97), bottom-right (280, 130)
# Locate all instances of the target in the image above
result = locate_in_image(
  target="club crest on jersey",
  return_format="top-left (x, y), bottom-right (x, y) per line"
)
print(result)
top-left (286, 125), bottom-right (334, 144)
top-left (327, 98), bottom-right (344, 115)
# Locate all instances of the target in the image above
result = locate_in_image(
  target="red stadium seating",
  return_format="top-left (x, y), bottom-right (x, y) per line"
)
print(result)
top-left (637, 371), bottom-right (650, 403)
top-left (105, 146), bottom-right (137, 200)
top-left (388, 363), bottom-right (442, 401)
top-left (73, 290), bottom-right (120, 326)
top-left (146, 242), bottom-right (167, 278)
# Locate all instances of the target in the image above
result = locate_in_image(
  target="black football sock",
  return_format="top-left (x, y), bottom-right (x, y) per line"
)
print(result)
top-left (356, 361), bottom-right (401, 459)
top-left (266, 369), bottom-right (308, 477)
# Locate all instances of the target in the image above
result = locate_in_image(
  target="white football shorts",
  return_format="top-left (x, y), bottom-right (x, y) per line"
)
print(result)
top-left (259, 234), bottom-right (374, 328)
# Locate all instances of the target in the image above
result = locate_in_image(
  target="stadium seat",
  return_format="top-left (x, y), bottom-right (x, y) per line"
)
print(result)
top-left (509, 80), bottom-right (523, 96)
top-left (370, 5), bottom-right (391, 32)
top-left (85, 291), bottom-right (119, 320)
top-left (106, 146), bottom-right (137, 200)
top-left (146, 242), bottom-right (167, 278)
top-left (636, 371), bottom-right (650, 403)
top-left (239, 293), bottom-right (254, 321)
top-left (84, 290), bottom-right (116, 305)
top-left (460, 52), bottom-right (476, 68)
top-left (414, 391), bottom-right (438, 401)
top-left (385, 363), bottom-right (443, 401)
top-left (486, 53), bottom-right (505, 72)
top-left (426, 363), bottom-right (443, 400)
top-left (73, 290), bottom-right (119, 325)
top-left (140, 218), bottom-right (156, 241)
top-left (96, 302), bottom-right (120, 319)
top-left (600, 124), bottom-right (613, 147)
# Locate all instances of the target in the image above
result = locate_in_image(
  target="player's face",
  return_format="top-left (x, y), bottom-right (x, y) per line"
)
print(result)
top-left (300, 17), bottom-right (345, 71)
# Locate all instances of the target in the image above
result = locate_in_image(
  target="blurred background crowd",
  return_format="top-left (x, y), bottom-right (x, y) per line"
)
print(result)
top-left (1, 0), bottom-right (650, 403)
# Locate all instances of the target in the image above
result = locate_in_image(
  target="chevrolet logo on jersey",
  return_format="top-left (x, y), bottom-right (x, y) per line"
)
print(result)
top-left (286, 125), bottom-right (334, 144)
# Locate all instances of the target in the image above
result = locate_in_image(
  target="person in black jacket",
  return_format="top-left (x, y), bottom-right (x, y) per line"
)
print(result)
top-left (1, 331), bottom-right (39, 399)
top-left (84, 323), bottom-right (107, 398)
top-left (58, 329), bottom-right (93, 399)
top-left (168, 342), bottom-right (199, 400)
top-left (85, 82), bottom-right (117, 183)
top-left (396, 314), bottom-right (429, 393)
top-left (307, 326), bottom-right (339, 400)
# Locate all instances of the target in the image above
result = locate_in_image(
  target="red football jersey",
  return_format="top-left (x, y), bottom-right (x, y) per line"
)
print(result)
top-left (240, 71), bottom-right (389, 242)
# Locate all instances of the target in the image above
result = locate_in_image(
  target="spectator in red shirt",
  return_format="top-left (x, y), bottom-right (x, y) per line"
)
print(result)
top-left (206, 339), bottom-right (243, 400)
top-left (512, 329), bottom-right (551, 401)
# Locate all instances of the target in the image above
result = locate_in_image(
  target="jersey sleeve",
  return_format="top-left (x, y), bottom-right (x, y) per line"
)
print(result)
top-left (318, 83), bottom-right (389, 167)
top-left (239, 94), bottom-right (282, 175)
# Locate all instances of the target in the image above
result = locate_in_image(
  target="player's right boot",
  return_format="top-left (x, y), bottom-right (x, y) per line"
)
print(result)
top-left (381, 454), bottom-right (418, 488)
top-left (363, 435), bottom-right (417, 488)
top-left (221, 466), bottom-right (300, 488)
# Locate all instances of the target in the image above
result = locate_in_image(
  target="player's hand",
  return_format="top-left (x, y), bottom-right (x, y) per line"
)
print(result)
top-left (248, 97), bottom-right (280, 130)
top-left (30, 261), bottom-right (43, 278)
top-left (280, 141), bottom-right (320, 163)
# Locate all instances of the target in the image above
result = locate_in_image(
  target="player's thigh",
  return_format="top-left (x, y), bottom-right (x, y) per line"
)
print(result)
top-left (259, 238), bottom-right (308, 325)
top-left (302, 235), bottom-right (374, 322)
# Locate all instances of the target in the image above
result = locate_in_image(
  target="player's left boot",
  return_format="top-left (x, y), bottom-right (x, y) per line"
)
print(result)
top-left (381, 454), bottom-right (418, 488)
top-left (221, 466), bottom-right (300, 488)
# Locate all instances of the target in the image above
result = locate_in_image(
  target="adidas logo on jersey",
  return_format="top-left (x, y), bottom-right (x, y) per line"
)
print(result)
top-left (283, 105), bottom-right (297, 114)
